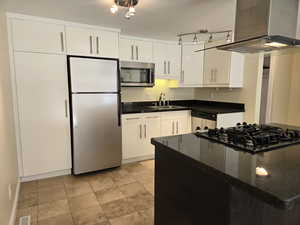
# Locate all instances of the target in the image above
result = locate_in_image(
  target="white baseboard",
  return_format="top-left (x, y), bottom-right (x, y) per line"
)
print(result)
top-left (122, 155), bottom-right (154, 165)
top-left (20, 169), bottom-right (71, 182)
top-left (9, 180), bottom-right (20, 225)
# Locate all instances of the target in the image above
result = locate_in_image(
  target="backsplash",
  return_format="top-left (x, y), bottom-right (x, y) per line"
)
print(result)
top-left (121, 79), bottom-right (195, 102)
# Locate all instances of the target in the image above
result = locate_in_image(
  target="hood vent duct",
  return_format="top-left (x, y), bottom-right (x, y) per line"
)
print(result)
top-left (217, 0), bottom-right (300, 53)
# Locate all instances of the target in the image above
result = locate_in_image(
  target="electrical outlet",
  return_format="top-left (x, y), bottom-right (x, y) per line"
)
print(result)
top-left (8, 184), bottom-right (12, 201)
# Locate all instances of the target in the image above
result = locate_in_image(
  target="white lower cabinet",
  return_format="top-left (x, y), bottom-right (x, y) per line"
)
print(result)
top-left (122, 113), bottom-right (161, 160)
top-left (122, 111), bottom-right (191, 161)
top-left (14, 52), bottom-right (71, 176)
top-left (161, 111), bottom-right (191, 136)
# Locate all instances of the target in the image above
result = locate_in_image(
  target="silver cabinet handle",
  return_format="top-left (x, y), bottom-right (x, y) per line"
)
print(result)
top-left (131, 45), bottom-right (134, 60)
top-left (214, 69), bottom-right (217, 83)
top-left (164, 61), bottom-right (166, 74)
top-left (144, 124), bottom-right (147, 138)
top-left (89, 36), bottom-right (93, 54)
top-left (182, 70), bottom-right (185, 82)
top-left (168, 61), bottom-right (170, 74)
top-left (172, 121), bottom-right (175, 135)
top-left (64, 99), bottom-right (68, 118)
top-left (176, 121), bottom-right (179, 134)
top-left (139, 124), bottom-right (142, 139)
top-left (96, 36), bottom-right (100, 54)
top-left (60, 32), bottom-right (64, 52)
top-left (136, 46), bottom-right (139, 60)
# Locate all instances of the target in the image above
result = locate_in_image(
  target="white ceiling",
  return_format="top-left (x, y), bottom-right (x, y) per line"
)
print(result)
top-left (3, 0), bottom-right (236, 41)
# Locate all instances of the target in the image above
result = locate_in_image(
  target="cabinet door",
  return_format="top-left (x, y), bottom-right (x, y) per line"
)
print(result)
top-left (12, 19), bottom-right (66, 54)
top-left (181, 44), bottom-right (204, 86)
top-left (161, 118), bottom-right (175, 136)
top-left (176, 115), bottom-right (191, 135)
top-left (66, 26), bottom-right (94, 56)
top-left (135, 40), bottom-right (153, 63)
top-left (204, 40), bottom-right (231, 86)
top-left (14, 52), bottom-right (71, 176)
top-left (94, 30), bottom-right (119, 58)
top-left (143, 115), bottom-right (161, 155)
top-left (120, 38), bottom-right (135, 61)
top-left (153, 42), bottom-right (168, 78)
top-left (122, 116), bottom-right (144, 159)
top-left (167, 44), bottom-right (181, 79)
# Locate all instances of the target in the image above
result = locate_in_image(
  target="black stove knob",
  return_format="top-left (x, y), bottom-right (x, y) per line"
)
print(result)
top-left (237, 123), bottom-right (241, 126)
top-left (204, 126), bottom-right (208, 130)
top-left (243, 122), bottom-right (248, 126)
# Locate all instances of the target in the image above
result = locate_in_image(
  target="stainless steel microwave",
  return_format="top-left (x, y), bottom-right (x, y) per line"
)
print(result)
top-left (120, 61), bottom-right (155, 87)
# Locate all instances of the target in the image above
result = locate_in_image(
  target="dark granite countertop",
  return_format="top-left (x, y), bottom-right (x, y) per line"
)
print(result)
top-left (122, 100), bottom-right (245, 118)
top-left (151, 123), bottom-right (300, 210)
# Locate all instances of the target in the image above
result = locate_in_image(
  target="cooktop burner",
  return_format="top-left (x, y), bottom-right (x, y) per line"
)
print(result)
top-left (196, 123), bottom-right (300, 153)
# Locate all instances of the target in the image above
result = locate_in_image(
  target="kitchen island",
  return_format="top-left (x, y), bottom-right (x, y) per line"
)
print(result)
top-left (151, 125), bottom-right (300, 225)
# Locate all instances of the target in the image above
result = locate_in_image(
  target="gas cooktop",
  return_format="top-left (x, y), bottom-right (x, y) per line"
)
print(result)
top-left (196, 123), bottom-right (300, 153)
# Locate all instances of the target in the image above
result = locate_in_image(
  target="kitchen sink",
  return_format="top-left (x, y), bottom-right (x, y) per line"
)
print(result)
top-left (146, 105), bottom-right (186, 110)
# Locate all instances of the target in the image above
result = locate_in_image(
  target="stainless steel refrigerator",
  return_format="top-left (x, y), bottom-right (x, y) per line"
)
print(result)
top-left (68, 56), bottom-right (121, 175)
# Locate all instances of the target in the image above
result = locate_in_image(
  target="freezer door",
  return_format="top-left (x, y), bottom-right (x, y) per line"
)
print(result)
top-left (72, 94), bottom-right (121, 174)
top-left (69, 57), bottom-right (118, 93)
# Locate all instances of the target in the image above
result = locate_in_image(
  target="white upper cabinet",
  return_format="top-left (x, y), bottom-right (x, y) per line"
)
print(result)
top-left (180, 43), bottom-right (204, 87)
top-left (119, 37), bottom-right (153, 63)
top-left (66, 27), bottom-right (93, 56)
top-left (203, 40), bottom-right (244, 88)
top-left (93, 29), bottom-right (119, 58)
top-left (66, 26), bottom-right (119, 58)
top-left (153, 42), bottom-right (181, 80)
top-left (11, 19), bottom-right (66, 54)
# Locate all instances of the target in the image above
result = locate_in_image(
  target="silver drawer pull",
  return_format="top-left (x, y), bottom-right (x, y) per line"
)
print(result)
top-left (139, 124), bottom-right (142, 139)
top-left (144, 124), bottom-right (146, 138)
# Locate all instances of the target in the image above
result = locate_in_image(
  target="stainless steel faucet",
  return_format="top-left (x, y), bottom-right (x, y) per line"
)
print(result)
top-left (158, 92), bottom-right (166, 106)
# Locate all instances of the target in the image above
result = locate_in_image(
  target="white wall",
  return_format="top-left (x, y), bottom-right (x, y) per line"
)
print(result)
top-left (194, 54), bottom-right (262, 123)
top-left (0, 5), bottom-right (19, 225)
top-left (269, 49), bottom-right (300, 126)
top-left (121, 79), bottom-right (195, 102)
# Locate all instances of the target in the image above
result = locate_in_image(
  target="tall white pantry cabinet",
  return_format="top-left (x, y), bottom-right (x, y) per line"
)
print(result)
top-left (7, 14), bottom-right (120, 179)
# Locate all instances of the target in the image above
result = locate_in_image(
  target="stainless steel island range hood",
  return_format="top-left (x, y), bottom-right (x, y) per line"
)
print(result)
top-left (217, 0), bottom-right (300, 53)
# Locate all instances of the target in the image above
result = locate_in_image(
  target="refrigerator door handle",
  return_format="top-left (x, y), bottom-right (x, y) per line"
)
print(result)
top-left (64, 99), bottom-right (68, 118)
top-left (144, 124), bottom-right (147, 139)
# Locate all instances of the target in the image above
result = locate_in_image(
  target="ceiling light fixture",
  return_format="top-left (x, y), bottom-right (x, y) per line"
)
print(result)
top-left (208, 34), bottom-right (213, 43)
top-left (193, 34), bottom-right (199, 44)
top-left (178, 36), bottom-right (182, 46)
top-left (226, 32), bottom-right (231, 43)
top-left (110, 3), bottom-right (119, 14)
top-left (110, 0), bottom-right (139, 19)
top-left (177, 30), bottom-right (232, 46)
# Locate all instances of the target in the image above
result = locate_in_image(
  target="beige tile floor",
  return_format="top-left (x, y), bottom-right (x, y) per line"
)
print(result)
top-left (16, 160), bottom-right (155, 225)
